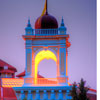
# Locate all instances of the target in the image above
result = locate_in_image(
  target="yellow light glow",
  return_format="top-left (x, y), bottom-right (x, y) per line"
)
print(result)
top-left (35, 50), bottom-right (57, 84)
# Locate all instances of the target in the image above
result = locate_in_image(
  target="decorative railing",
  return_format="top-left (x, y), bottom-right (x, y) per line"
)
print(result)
top-left (24, 78), bottom-right (58, 86)
top-left (34, 29), bottom-right (58, 35)
top-left (1, 78), bottom-right (24, 87)
top-left (26, 28), bottom-right (67, 36)
top-left (1, 77), bottom-right (68, 87)
top-left (37, 78), bottom-right (58, 84)
top-left (15, 87), bottom-right (72, 100)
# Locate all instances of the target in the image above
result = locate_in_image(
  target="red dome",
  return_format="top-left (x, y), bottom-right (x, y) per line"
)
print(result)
top-left (35, 13), bottom-right (58, 29)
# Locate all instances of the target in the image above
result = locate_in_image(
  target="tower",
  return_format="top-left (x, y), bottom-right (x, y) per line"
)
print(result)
top-left (14, 0), bottom-right (72, 99)
top-left (23, 0), bottom-right (70, 86)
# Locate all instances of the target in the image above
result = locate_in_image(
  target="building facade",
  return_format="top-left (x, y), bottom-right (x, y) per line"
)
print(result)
top-left (14, 0), bottom-right (72, 100)
top-left (0, 59), bottom-right (17, 78)
top-left (0, 1), bottom-right (97, 100)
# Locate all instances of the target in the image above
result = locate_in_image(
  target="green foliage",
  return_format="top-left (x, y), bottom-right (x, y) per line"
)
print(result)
top-left (70, 82), bottom-right (78, 100)
top-left (70, 78), bottom-right (90, 100)
top-left (78, 79), bottom-right (89, 100)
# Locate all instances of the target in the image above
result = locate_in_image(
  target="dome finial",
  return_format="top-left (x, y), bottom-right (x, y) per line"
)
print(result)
top-left (41, 0), bottom-right (48, 16)
top-left (62, 16), bottom-right (64, 22)
top-left (28, 17), bottom-right (30, 24)
top-left (61, 16), bottom-right (65, 26)
top-left (27, 17), bottom-right (31, 27)
top-left (46, 0), bottom-right (48, 14)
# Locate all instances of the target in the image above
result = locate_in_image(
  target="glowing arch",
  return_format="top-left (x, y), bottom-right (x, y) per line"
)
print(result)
top-left (34, 50), bottom-right (57, 83)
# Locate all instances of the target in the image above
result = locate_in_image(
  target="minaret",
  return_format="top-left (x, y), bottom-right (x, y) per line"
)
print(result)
top-left (14, 1), bottom-right (72, 100)
top-left (27, 18), bottom-right (31, 27)
top-left (23, 0), bottom-right (70, 85)
top-left (25, 18), bottom-right (33, 35)
top-left (59, 17), bottom-right (67, 34)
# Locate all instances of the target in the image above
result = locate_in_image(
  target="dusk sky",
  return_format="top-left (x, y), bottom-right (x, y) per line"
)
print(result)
top-left (0, 0), bottom-right (96, 89)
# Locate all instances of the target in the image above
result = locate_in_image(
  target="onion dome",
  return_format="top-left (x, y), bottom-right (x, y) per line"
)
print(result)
top-left (35, 13), bottom-right (58, 29)
top-left (35, 0), bottom-right (58, 29)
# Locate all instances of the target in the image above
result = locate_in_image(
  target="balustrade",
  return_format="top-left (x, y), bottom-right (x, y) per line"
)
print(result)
top-left (27, 90), bottom-right (33, 100)
top-left (21, 90), bottom-right (25, 100)
top-left (2, 78), bottom-right (24, 87)
top-left (16, 89), bottom-right (72, 100)
top-left (1, 77), bottom-right (68, 87)
top-left (25, 28), bottom-right (67, 35)
top-left (35, 29), bottom-right (58, 35)
top-left (50, 90), bottom-right (55, 99)
top-left (35, 90), bottom-right (40, 100)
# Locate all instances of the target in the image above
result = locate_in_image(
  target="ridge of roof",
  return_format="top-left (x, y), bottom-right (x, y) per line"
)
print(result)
top-left (0, 59), bottom-right (17, 72)
top-left (16, 71), bottom-right (44, 78)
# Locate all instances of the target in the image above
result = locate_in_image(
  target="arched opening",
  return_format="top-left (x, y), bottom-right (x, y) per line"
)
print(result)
top-left (38, 59), bottom-right (57, 78)
top-left (34, 50), bottom-right (57, 84)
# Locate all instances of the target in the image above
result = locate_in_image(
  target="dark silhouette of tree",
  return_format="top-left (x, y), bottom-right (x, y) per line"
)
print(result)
top-left (78, 79), bottom-right (89, 100)
top-left (70, 82), bottom-right (79, 100)
top-left (70, 78), bottom-right (90, 100)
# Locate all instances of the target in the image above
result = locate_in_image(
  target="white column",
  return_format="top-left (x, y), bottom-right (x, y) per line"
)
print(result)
top-left (59, 46), bottom-right (66, 77)
top-left (57, 46), bottom-right (68, 85)
top-left (43, 90), bottom-right (48, 99)
top-left (27, 90), bottom-right (33, 100)
top-left (21, 90), bottom-right (25, 100)
top-left (35, 90), bottom-right (40, 100)
top-left (25, 47), bottom-right (32, 76)
top-left (58, 90), bottom-right (63, 100)
top-left (66, 90), bottom-right (72, 100)
top-left (50, 90), bottom-right (55, 99)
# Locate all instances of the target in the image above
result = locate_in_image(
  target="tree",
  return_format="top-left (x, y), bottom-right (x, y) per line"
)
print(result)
top-left (78, 79), bottom-right (89, 100)
top-left (70, 79), bottom-right (90, 100)
top-left (70, 82), bottom-right (79, 100)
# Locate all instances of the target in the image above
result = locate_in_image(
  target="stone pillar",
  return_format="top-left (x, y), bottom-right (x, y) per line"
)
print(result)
top-left (43, 90), bottom-right (48, 99)
top-left (57, 45), bottom-right (68, 85)
top-left (27, 90), bottom-right (33, 100)
top-left (59, 46), bottom-right (67, 77)
top-left (23, 47), bottom-right (35, 86)
top-left (31, 48), bottom-right (35, 78)
top-left (21, 90), bottom-right (25, 100)
top-left (66, 90), bottom-right (69, 99)
top-left (58, 90), bottom-right (63, 100)
top-left (25, 46), bottom-right (32, 77)
top-left (50, 90), bottom-right (55, 99)
top-left (35, 90), bottom-right (40, 100)
top-left (66, 90), bottom-right (72, 100)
